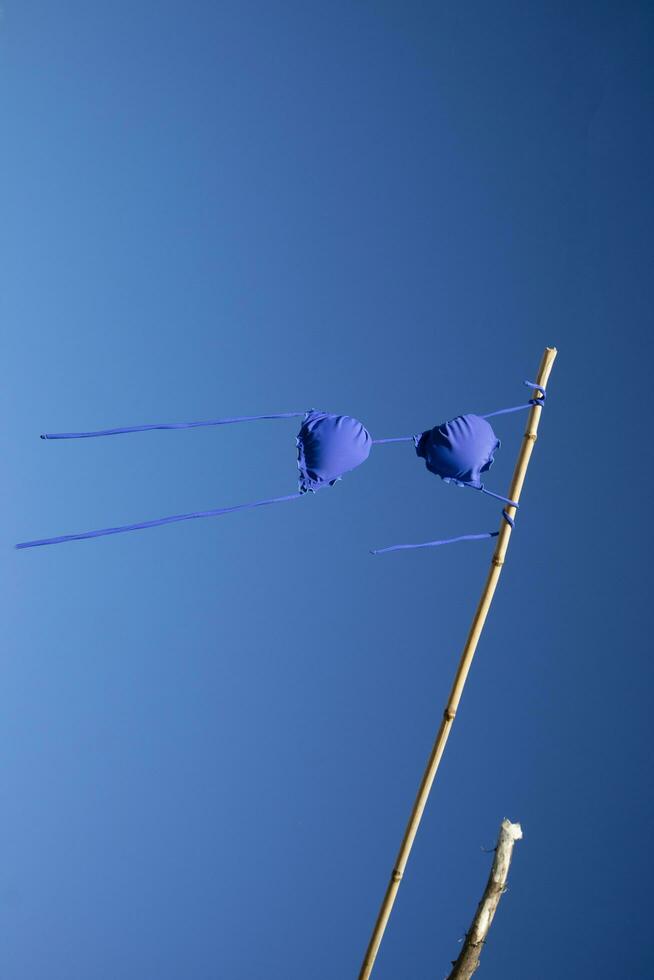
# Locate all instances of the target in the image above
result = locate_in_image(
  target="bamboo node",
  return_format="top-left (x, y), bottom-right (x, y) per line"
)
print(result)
top-left (392, 869), bottom-right (403, 882)
top-left (444, 708), bottom-right (456, 721)
top-left (491, 558), bottom-right (504, 567)
top-left (524, 432), bottom-right (537, 442)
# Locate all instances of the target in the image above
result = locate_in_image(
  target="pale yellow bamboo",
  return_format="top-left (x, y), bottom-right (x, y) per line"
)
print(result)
top-left (358, 348), bottom-right (557, 980)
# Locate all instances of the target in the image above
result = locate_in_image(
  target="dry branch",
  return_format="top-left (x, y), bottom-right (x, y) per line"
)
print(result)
top-left (447, 819), bottom-right (523, 979)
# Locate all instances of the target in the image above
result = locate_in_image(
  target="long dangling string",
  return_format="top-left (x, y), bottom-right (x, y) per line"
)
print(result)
top-left (40, 412), bottom-right (308, 440)
top-left (481, 380), bottom-right (547, 419)
top-left (372, 509), bottom-right (516, 556)
top-left (15, 492), bottom-right (304, 549)
top-left (371, 531), bottom-right (499, 556)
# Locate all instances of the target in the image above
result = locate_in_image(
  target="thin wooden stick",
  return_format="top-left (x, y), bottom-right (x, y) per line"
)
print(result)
top-left (447, 819), bottom-right (523, 979)
top-left (357, 348), bottom-right (557, 980)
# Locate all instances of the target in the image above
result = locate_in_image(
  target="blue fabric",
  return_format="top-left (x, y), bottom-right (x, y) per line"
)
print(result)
top-left (414, 413), bottom-right (500, 489)
top-left (296, 411), bottom-right (372, 493)
top-left (18, 409), bottom-right (376, 549)
top-left (21, 397), bottom-right (526, 551)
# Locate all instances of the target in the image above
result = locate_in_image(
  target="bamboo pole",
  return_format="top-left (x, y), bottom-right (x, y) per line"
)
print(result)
top-left (357, 347), bottom-right (557, 980)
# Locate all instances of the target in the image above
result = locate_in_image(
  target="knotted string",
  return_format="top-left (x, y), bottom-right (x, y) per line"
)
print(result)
top-left (482, 380), bottom-right (547, 419)
top-left (16, 492), bottom-right (304, 549)
top-left (40, 412), bottom-right (308, 440)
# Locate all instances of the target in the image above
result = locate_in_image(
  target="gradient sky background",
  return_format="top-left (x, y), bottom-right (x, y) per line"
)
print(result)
top-left (2, 3), bottom-right (653, 978)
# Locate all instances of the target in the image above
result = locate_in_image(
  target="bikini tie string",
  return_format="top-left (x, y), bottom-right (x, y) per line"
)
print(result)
top-left (482, 380), bottom-right (547, 419)
top-left (526, 380), bottom-right (547, 407)
top-left (16, 492), bottom-right (305, 549)
top-left (464, 482), bottom-right (519, 508)
top-left (39, 412), bottom-right (308, 440)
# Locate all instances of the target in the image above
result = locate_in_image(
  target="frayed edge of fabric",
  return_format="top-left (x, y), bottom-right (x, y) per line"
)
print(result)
top-left (296, 410), bottom-right (326, 493)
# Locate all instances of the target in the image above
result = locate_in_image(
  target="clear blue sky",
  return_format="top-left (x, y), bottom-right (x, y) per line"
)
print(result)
top-left (3, 3), bottom-right (653, 978)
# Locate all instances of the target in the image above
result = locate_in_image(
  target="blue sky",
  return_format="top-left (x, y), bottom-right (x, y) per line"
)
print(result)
top-left (3, 3), bottom-right (653, 978)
